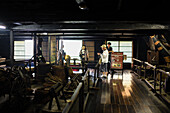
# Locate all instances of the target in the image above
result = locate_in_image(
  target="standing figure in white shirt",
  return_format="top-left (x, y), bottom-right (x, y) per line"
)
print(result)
top-left (97, 44), bottom-right (109, 78)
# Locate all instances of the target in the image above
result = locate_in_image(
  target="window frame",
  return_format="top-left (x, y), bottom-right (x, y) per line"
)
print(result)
top-left (14, 40), bottom-right (34, 60)
top-left (107, 41), bottom-right (133, 63)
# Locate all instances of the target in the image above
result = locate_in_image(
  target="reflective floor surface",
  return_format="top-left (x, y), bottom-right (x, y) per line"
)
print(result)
top-left (86, 70), bottom-right (170, 113)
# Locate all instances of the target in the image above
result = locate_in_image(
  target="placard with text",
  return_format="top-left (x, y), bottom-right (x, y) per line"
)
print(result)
top-left (111, 52), bottom-right (123, 69)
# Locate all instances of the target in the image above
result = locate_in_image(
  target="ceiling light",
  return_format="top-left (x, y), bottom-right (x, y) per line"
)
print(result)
top-left (76, 0), bottom-right (88, 10)
top-left (13, 22), bottom-right (22, 26)
top-left (79, 2), bottom-right (88, 10)
top-left (0, 25), bottom-right (6, 29)
top-left (42, 33), bottom-right (48, 35)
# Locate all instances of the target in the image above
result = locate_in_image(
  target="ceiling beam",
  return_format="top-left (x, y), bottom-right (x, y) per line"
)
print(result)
top-left (12, 23), bottom-right (169, 32)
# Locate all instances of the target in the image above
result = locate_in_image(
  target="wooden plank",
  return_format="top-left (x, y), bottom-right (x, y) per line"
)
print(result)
top-left (122, 71), bottom-right (146, 113)
top-left (104, 104), bottom-right (112, 113)
top-left (127, 86), bottom-right (139, 104)
top-left (128, 86), bottom-right (145, 112)
top-left (142, 106), bottom-right (153, 113)
top-left (119, 81), bottom-right (130, 105)
top-left (87, 47), bottom-right (94, 51)
top-left (95, 104), bottom-right (104, 113)
top-left (93, 70), bottom-right (170, 113)
top-left (126, 105), bottom-right (136, 113)
top-left (133, 74), bottom-right (154, 104)
top-left (112, 104), bottom-right (120, 113)
top-left (131, 75), bottom-right (154, 105)
top-left (106, 79), bottom-right (111, 104)
top-left (157, 106), bottom-right (170, 113)
top-left (132, 104), bottom-right (145, 113)
top-left (149, 106), bottom-right (161, 113)
top-left (84, 41), bottom-right (94, 46)
top-left (131, 74), bottom-right (161, 106)
top-left (126, 76), bottom-right (152, 113)
top-left (122, 85), bottom-right (134, 105)
top-left (110, 79), bottom-right (115, 104)
top-left (119, 105), bottom-right (128, 113)
top-left (116, 81), bottom-right (125, 105)
top-left (89, 52), bottom-right (94, 57)
top-left (130, 80), bottom-right (150, 106)
top-left (129, 81), bottom-right (144, 104)
top-left (94, 80), bottom-right (103, 113)
top-left (112, 80), bottom-right (120, 104)
top-left (127, 85), bottom-right (151, 113)
top-left (89, 58), bottom-right (94, 61)
top-left (130, 73), bottom-right (163, 113)
top-left (84, 41), bottom-right (94, 61)
top-left (101, 79), bottom-right (107, 104)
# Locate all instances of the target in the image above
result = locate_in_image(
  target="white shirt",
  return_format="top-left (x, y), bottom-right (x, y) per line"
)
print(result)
top-left (100, 49), bottom-right (108, 63)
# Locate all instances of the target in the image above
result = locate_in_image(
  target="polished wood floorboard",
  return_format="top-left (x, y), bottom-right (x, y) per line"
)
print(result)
top-left (87, 70), bottom-right (170, 113)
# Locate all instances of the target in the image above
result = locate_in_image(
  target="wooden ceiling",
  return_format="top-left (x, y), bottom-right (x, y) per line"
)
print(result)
top-left (0, 0), bottom-right (169, 24)
top-left (0, 0), bottom-right (169, 40)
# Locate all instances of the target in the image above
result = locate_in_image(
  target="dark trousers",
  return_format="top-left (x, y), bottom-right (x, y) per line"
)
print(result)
top-left (81, 58), bottom-right (85, 67)
top-left (108, 61), bottom-right (111, 73)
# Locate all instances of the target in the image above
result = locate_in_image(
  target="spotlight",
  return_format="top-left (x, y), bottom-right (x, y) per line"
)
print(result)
top-left (79, 2), bottom-right (88, 10)
top-left (0, 25), bottom-right (6, 29)
top-left (76, 0), bottom-right (88, 10)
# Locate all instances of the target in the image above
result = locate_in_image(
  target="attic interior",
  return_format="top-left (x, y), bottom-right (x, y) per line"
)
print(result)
top-left (0, 0), bottom-right (170, 113)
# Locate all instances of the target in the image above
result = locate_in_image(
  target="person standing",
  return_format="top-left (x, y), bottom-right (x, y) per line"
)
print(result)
top-left (79, 45), bottom-right (89, 67)
top-left (107, 42), bottom-right (113, 73)
top-left (58, 45), bottom-right (66, 66)
top-left (97, 44), bottom-right (109, 78)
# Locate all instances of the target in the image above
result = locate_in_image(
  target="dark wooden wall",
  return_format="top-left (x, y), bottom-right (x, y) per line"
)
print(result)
top-left (0, 36), bottom-right (10, 59)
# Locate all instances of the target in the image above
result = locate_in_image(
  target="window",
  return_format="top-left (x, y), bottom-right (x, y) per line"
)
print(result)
top-left (59, 40), bottom-right (82, 60)
top-left (14, 40), bottom-right (33, 60)
top-left (108, 41), bottom-right (133, 63)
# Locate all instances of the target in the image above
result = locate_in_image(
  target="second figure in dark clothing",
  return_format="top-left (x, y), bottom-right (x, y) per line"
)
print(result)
top-left (79, 45), bottom-right (89, 67)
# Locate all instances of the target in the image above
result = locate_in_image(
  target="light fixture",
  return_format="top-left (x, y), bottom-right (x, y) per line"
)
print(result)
top-left (42, 32), bottom-right (48, 35)
top-left (76, 0), bottom-right (88, 10)
top-left (13, 22), bottom-right (22, 26)
top-left (79, 2), bottom-right (88, 10)
top-left (0, 25), bottom-right (6, 29)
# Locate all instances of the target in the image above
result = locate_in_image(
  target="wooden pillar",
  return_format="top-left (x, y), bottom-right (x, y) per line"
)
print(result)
top-left (136, 39), bottom-right (139, 59)
top-left (34, 33), bottom-right (37, 77)
top-left (10, 29), bottom-right (14, 67)
top-left (48, 35), bottom-right (51, 64)
top-left (55, 37), bottom-right (58, 64)
top-left (154, 68), bottom-right (157, 91)
top-left (159, 72), bottom-right (162, 94)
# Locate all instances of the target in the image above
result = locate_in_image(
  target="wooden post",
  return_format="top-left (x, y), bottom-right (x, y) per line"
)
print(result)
top-left (88, 70), bottom-right (90, 92)
top-left (97, 64), bottom-right (99, 78)
top-left (34, 33), bottom-right (37, 77)
top-left (79, 81), bottom-right (84, 113)
top-left (29, 59), bottom-right (32, 77)
top-left (48, 35), bottom-right (51, 64)
top-left (154, 68), bottom-right (157, 91)
top-left (10, 29), bottom-right (14, 67)
top-left (143, 62), bottom-right (145, 79)
top-left (159, 72), bottom-right (162, 94)
top-left (94, 68), bottom-right (97, 87)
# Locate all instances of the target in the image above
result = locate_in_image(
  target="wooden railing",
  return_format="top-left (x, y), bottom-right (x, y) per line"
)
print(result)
top-left (62, 69), bottom-right (91, 113)
top-left (132, 58), bottom-right (170, 104)
top-left (62, 82), bottom-right (83, 113)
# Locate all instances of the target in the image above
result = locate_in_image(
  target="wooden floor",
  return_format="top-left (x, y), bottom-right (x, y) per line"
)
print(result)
top-left (0, 70), bottom-right (169, 113)
top-left (86, 70), bottom-right (170, 113)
